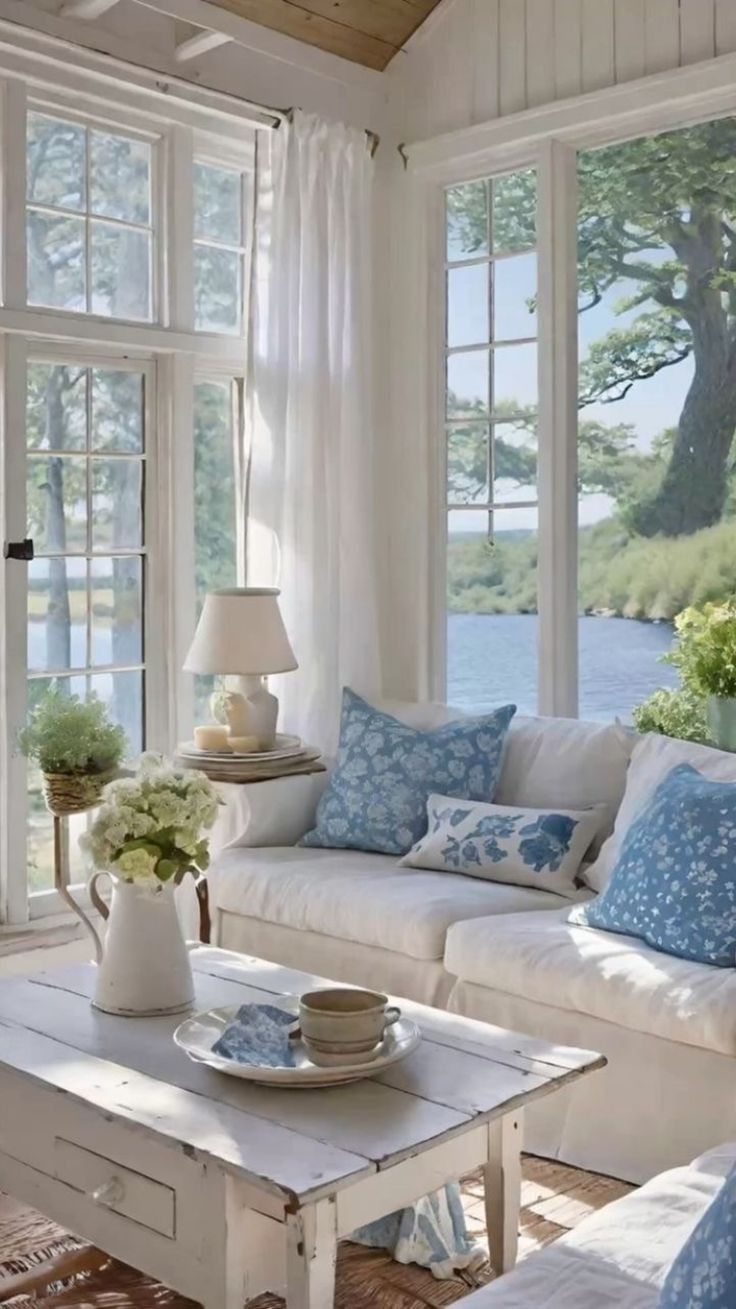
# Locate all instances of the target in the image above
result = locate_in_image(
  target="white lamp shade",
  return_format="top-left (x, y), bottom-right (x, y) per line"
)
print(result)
top-left (183, 588), bottom-right (298, 676)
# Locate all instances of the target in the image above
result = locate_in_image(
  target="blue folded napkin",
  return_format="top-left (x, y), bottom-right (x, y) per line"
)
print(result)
top-left (212, 1003), bottom-right (297, 1068)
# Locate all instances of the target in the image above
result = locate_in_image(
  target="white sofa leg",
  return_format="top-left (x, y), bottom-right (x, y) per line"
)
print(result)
top-left (485, 1109), bottom-right (524, 1276)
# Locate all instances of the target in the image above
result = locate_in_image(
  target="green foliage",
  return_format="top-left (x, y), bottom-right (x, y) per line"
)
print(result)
top-left (665, 602), bottom-right (736, 698)
top-left (632, 687), bottom-right (711, 744)
top-left (19, 687), bottom-right (126, 775)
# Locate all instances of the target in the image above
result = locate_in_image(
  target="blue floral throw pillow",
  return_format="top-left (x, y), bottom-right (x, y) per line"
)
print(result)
top-left (302, 690), bottom-right (516, 856)
top-left (569, 763), bottom-right (736, 967)
top-left (400, 794), bottom-right (604, 898)
top-left (658, 1167), bottom-right (736, 1308)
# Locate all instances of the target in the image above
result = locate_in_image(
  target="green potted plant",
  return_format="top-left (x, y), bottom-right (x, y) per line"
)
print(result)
top-left (665, 602), bottom-right (736, 750)
top-left (19, 687), bottom-right (127, 815)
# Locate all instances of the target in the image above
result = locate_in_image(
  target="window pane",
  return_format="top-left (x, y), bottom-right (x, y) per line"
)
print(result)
top-left (492, 343), bottom-right (537, 415)
top-left (90, 130), bottom-right (151, 225)
top-left (492, 170), bottom-right (536, 253)
top-left (447, 351), bottom-right (489, 418)
top-left (446, 181), bottom-right (488, 262)
top-left (494, 416), bottom-right (537, 504)
top-left (91, 556), bottom-right (142, 669)
top-left (91, 370), bottom-right (143, 453)
top-left (27, 454), bottom-right (87, 553)
top-left (90, 669), bottom-right (142, 755)
top-left (194, 245), bottom-right (241, 333)
top-left (194, 162), bottom-right (241, 244)
top-left (447, 510), bottom-right (538, 714)
top-left (27, 212), bottom-right (85, 310)
top-left (26, 364), bottom-right (86, 451)
top-left (194, 379), bottom-right (238, 720)
top-left (27, 112), bottom-right (85, 210)
top-left (90, 222), bottom-right (151, 320)
top-left (575, 122), bottom-right (736, 721)
top-left (28, 557), bottom-right (87, 672)
top-left (25, 674), bottom-right (87, 893)
top-left (91, 460), bottom-right (143, 550)
top-left (447, 264), bottom-right (489, 348)
top-left (447, 424), bottom-right (489, 505)
top-left (494, 252), bottom-right (537, 341)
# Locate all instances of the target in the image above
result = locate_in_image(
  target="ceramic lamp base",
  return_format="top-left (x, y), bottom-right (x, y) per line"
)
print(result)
top-left (225, 675), bottom-right (279, 749)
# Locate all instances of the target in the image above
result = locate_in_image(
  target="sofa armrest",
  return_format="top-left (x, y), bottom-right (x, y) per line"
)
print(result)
top-left (210, 772), bottom-right (329, 855)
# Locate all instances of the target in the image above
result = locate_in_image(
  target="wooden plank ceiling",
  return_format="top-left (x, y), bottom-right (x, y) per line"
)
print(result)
top-left (199, 0), bottom-right (444, 69)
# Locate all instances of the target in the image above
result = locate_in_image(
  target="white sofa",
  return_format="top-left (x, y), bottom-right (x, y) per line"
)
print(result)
top-left (462, 1143), bottom-right (735, 1307)
top-left (206, 706), bottom-right (736, 1184)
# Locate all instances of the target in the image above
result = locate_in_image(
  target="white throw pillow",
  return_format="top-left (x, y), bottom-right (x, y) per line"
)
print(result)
top-left (496, 715), bottom-right (636, 857)
top-left (584, 732), bottom-right (736, 893)
top-left (400, 793), bottom-right (606, 899)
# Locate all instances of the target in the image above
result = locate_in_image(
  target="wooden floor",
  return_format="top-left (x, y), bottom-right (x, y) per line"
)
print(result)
top-left (0, 1158), bottom-right (633, 1307)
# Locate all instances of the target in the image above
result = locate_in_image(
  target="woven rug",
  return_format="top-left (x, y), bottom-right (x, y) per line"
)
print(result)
top-left (0, 1159), bottom-right (632, 1307)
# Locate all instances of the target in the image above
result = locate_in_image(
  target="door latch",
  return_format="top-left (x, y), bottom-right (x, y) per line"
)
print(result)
top-left (4, 539), bottom-right (34, 561)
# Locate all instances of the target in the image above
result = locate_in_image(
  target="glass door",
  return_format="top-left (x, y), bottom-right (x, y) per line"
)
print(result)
top-left (4, 344), bottom-right (153, 917)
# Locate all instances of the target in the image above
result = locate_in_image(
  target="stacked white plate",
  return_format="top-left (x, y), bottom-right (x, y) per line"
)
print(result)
top-left (177, 733), bottom-right (305, 766)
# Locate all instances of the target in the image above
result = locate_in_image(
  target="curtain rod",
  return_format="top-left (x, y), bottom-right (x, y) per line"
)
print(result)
top-left (278, 106), bottom-right (380, 155)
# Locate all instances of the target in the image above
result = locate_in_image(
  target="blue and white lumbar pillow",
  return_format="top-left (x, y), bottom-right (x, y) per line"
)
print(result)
top-left (400, 793), bottom-right (604, 898)
top-left (302, 689), bottom-right (516, 856)
top-left (658, 1166), bottom-right (736, 1308)
top-left (569, 762), bottom-right (736, 967)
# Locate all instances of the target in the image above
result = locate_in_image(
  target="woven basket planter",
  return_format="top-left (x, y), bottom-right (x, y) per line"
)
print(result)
top-left (42, 769), bottom-right (115, 817)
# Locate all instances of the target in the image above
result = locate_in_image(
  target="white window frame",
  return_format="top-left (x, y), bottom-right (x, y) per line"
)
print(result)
top-left (407, 54), bottom-right (736, 719)
top-left (0, 31), bottom-right (259, 927)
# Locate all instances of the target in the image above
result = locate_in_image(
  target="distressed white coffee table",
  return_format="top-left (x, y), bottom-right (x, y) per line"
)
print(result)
top-left (0, 948), bottom-right (604, 1308)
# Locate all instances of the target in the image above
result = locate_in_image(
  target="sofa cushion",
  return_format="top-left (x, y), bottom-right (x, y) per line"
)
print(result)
top-left (586, 732), bottom-right (736, 893)
top-left (302, 689), bottom-right (516, 855)
top-left (571, 763), bottom-right (736, 967)
top-left (211, 847), bottom-right (582, 961)
top-left (400, 794), bottom-right (605, 899)
top-left (462, 1145), bottom-right (736, 1308)
top-left (494, 715), bottom-right (635, 860)
top-left (659, 1161), bottom-right (736, 1308)
top-left (444, 909), bottom-right (736, 1054)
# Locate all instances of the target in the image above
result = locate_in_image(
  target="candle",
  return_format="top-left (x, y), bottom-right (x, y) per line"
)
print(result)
top-left (194, 725), bottom-right (231, 751)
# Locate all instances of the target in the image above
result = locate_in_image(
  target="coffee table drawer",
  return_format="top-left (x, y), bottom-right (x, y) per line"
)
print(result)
top-left (54, 1138), bottom-right (176, 1238)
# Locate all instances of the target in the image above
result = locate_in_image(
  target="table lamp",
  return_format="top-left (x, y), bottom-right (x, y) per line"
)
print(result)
top-left (184, 588), bottom-right (297, 749)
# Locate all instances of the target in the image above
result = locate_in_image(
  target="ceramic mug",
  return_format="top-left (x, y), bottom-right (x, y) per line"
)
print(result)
top-left (298, 987), bottom-right (401, 1067)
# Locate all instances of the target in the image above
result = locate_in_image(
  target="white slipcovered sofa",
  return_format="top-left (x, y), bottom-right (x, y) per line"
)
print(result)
top-left (462, 1143), bottom-right (735, 1307)
top-left (205, 705), bottom-right (736, 1184)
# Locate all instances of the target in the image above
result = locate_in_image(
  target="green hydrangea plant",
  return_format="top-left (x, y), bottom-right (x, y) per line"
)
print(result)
top-left (19, 687), bottom-right (127, 776)
top-left (664, 601), bottom-right (736, 698)
top-left (632, 686), bottom-right (711, 745)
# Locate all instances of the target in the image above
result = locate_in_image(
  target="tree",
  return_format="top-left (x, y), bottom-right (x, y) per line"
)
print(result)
top-left (451, 121), bottom-right (736, 537)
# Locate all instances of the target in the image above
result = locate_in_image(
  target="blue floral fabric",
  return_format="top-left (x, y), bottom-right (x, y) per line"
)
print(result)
top-left (212, 1004), bottom-right (297, 1067)
top-left (658, 1167), bottom-right (736, 1308)
top-left (570, 763), bottom-right (736, 967)
top-left (302, 690), bottom-right (516, 856)
top-left (351, 1181), bottom-right (485, 1280)
top-left (400, 793), bottom-right (603, 898)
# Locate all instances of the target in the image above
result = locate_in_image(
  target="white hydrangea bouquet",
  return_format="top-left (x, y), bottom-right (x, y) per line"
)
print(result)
top-left (82, 754), bottom-right (221, 890)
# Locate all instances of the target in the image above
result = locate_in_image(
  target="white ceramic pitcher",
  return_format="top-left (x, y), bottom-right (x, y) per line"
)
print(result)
top-left (88, 873), bottom-right (195, 1016)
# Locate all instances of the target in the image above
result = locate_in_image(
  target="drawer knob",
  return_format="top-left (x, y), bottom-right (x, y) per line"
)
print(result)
top-left (92, 1176), bottom-right (126, 1207)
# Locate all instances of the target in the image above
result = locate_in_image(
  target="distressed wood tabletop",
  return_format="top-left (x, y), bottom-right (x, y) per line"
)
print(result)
top-left (0, 947), bottom-right (606, 1207)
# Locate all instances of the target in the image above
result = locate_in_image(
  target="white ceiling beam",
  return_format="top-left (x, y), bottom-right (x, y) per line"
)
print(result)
top-left (60, 0), bottom-right (122, 18)
top-left (174, 27), bottom-right (231, 62)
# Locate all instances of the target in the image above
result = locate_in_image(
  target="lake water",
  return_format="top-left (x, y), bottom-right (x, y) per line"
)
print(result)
top-left (447, 613), bottom-right (678, 721)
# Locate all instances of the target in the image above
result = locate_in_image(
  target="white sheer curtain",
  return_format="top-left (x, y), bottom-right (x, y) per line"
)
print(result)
top-left (246, 111), bottom-right (382, 754)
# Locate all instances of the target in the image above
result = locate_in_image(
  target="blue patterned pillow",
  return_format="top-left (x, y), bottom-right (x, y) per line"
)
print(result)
top-left (570, 763), bottom-right (736, 967)
top-left (658, 1167), bottom-right (736, 1308)
top-left (302, 690), bottom-right (516, 856)
top-left (400, 794), bottom-right (604, 898)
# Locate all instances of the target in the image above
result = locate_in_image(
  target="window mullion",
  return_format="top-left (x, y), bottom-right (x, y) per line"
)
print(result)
top-left (3, 80), bottom-right (27, 310)
top-left (536, 138), bottom-right (578, 718)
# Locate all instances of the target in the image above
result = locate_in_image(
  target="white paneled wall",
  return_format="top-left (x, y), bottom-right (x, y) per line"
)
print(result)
top-left (391, 0), bottom-right (736, 140)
